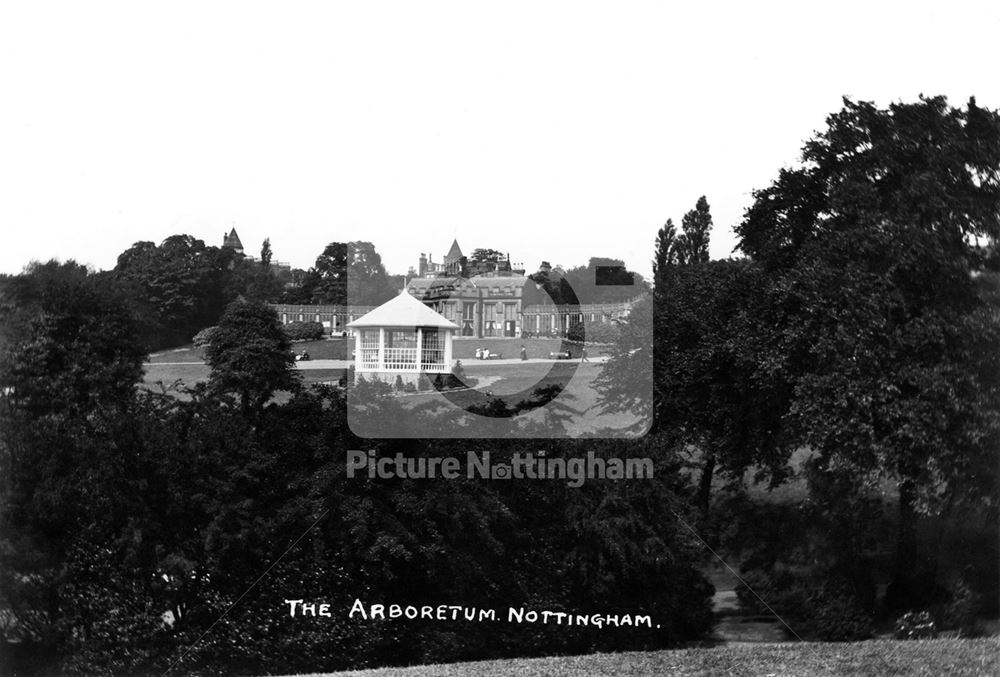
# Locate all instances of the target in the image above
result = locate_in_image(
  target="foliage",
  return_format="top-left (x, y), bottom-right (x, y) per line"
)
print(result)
top-left (652, 218), bottom-right (679, 292)
top-left (469, 248), bottom-right (506, 263)
top-left (594, 294), bottom-right (653, 431)
top-left (561, 257), bottom-right (649, 304)
top-left (735, 568), bottom-right (874, 641)
top-left (733, 95), bottom-right (1000, 605)
top-left (282, 320), bottom-right (324, 341)
top-left (205, 299), bottom-right (299, 415)
top-left (307, 241), bottom-right (397, 306)
top-left (1, 263), bottom-right (717, 674)
top-left (676, 196), bottom-right (713, 265)
top-left (894, 611), bottom-right (938, 640)
top-left (191, 326), bottom-right (217, 347)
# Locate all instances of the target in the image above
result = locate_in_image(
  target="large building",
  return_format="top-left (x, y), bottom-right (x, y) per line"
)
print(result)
top-left (408, 275), bottom-right (536, 337)
top-left (270, 238), bottom-right (637, 339)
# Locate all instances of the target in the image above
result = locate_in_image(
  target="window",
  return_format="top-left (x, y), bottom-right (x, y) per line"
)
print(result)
top-left (384, 329), bottom-right (418, 370)
top-left (420, 328), bottom-right (445, 371)
top-left (359, 329), bottom-right (380, 370)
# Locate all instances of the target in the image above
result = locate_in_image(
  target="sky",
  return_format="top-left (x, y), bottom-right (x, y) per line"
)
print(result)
top-left (2, 1), bottom-right (999, 280)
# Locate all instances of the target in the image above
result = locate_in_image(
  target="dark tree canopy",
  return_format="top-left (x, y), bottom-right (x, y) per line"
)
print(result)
top-left (734, 95), bottom-right (1000, 606)
top-left (308, 241), bottom-right (396, 306)
top-left (205, 300), bottom-right (299, 414)
top-left (737, 96), bottom-right (1000, 272)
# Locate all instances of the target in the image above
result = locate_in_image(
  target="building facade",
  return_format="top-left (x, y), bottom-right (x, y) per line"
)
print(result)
top-left (269, 239), bottom-right (637, 339)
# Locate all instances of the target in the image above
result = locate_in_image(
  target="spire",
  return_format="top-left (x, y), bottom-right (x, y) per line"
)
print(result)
top-left (444, 238), bottom-right (463, 264)
top-left (222, 227), bottom-right (245, 254)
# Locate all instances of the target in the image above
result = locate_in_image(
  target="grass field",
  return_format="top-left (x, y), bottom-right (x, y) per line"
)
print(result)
top-left (284, 639), bottom-right (999, 677)
top-left (146, 337), bottom-right (613, 365)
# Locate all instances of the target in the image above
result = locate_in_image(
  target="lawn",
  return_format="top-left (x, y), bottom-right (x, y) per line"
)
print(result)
top-left (141, 363), bottom-right (346, 393)
top-left (146, 337), bottom-right (612, 366)
top-left (147, 337), bottom-right (354, 364)
top-left (284, 639), bottom-right (999, 677)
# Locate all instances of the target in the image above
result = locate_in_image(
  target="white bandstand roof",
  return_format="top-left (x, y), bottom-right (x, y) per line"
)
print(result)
top-left (346, 290), bottom-right (459, 329)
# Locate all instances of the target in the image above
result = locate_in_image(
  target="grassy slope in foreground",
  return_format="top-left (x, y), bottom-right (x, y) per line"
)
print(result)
top-left (285, 639), bottom-right (999, 677)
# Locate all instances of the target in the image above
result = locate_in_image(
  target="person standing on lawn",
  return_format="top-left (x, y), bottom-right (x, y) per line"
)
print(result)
top-left (520, 344), bottom-right (527, 361)
top-left (581, 346), bottom-right (589, 363)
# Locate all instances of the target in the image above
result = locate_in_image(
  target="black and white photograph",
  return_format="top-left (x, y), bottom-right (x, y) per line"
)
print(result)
top-left (1, 2), bottom-right (998, 675)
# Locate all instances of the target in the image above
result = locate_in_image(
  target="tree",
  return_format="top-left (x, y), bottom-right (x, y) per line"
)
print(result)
top-left (653, 218), bottom-right (679, 292)
top-left (0, 262), bottom-right (155, 665)
top-left (347, 241), bottom-right (396, 305)
top-left (205, 300), bottom-right (299, 416)
top-left (310, 242), bottom-right (348, 305)
top-left (114, 235), bottom-right (238, 349)
top-left (561, 258), bottom-right (648, 304)
top-left (469, 248), bottom-right (505, 263)
top-left (309, 241), bottom-right (395, 306)
top-left (676, 196), bottom-right (713, 265)
top-left (736, 95), bottom-right (1000, 607)
top-left (260, 238), bottom-right (273, 268)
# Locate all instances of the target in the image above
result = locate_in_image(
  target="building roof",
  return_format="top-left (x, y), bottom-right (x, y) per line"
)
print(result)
top-left (223, 227), bottom-right (244, 251)
top-left (444, 239), bottom-right (463, 263)
top-left (347, 290), bottom-right (459, 329)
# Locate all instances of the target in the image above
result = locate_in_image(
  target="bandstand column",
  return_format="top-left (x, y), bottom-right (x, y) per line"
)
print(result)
top-left (416, 327), bottom-right (423, 372)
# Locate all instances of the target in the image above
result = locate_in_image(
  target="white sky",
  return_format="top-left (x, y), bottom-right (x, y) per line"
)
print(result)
top-left (2, 1), bottom-right (999, 280)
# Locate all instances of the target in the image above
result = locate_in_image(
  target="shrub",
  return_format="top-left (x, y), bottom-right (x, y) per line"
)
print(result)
top-left (737, 570), bottom-right (874, 641)
top-left (586, 321), bottom-right (620, 343)
top-left (192, 326), bottom-right (217, 347)
top-left (799, 581), bottom-right (875, 641)
top-left (942, 579), bottom-right (981, 635)
top-left (567, 320), bottom-right (585, 342)
top-left (894, 610), bottom-right (938, 639)
top-left (416, 371), bottom-right (432, 391)
top-left (394, 374), bottom-right (405, 391)
top-left (283, 320), bottom-right (324, 341)
top-left (402, 382), bottom-right (417, 393)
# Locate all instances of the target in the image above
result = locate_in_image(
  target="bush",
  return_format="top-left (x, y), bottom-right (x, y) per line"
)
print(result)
top-left (394, 374), bottom-right (405, 391)
top-left (894, 610), bottom-right (938, 639)
top-left (283, 320), bottom-right (324, 341)
top-left (192, 326), bottom-right (217, 347)
top-left (736, 570), bottom-right (874, 641)
top-left (941, 579), bottom-right (981, 635)
top-left (586, 321), bottom-right (620, 343)
top-left (799, 581), bottom-right (875, 641)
